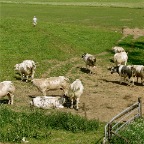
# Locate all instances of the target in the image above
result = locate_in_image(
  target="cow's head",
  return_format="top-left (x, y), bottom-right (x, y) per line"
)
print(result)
top-left (82, 53), bottom-right (87, 58)
top-left (110, 66), bottom-right (119, 74)
top-left (14, 64), bottom-right (19, 71)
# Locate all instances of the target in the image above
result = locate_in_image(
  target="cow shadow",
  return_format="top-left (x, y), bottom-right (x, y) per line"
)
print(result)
top-left (0, 99), bottom-right (9, 104)
top-left (102, 79), bottom-right (143, 86)
top-left (79, 67), bottom-right (91, 74)
top-left (102, 79), bottom-right (128, 86)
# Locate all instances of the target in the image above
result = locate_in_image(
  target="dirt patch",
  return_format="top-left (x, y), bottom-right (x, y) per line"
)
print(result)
top-left (122, 27), bottom-right (144, 39)
top-left (8, 57), bottom-right (144, 123)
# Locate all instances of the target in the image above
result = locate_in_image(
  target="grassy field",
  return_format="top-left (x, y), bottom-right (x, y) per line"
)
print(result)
top-left (0, 0), bottom-right (144, 143)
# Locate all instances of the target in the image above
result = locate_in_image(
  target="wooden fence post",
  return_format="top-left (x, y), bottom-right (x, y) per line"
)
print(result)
top-left (138, 97), bottom-right (142, 118)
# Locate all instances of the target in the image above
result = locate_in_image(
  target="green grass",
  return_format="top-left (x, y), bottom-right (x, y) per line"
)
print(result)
top-left (1, 3), bottom-right (144, 80)
top-left (0, 1), bottom-right (144, 143)
top-left (0, 106), bottom-right (101, 143)
top-left (110, 118), bottom-right (144, 144)
top-left (1, 0), bottom-right (144, 9)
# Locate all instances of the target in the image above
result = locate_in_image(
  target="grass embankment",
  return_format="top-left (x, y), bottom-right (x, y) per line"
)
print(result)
top-left (0, 106), bottom-right (102, 143)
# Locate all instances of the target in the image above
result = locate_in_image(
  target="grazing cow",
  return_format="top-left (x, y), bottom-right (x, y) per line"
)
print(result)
top-left (110, 65), bottom-right (135, 85)
top-left (14, 60), bottom-right (36, 82)
top-left (30, 96), bottom-right (65, 109)
top-left (65, 79), bottom-right (84, 110)
top-left (82, 53), bottom-right (96, 74)
top-left (128, 65), bottom-right (144, 85)
top-left (114, 52), bottom-right (128, 66)
top-left (0, 81), bottom-right (15, 104)
top-left (112, 46), bottom-right (125, 53)
top-left (32, 76), bottom-right (69, 96)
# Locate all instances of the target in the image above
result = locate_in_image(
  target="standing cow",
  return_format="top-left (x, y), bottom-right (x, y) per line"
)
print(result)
top-left (128, 65), bottom-right (144, 85)
top-left (0, 81), bottom-right (15, 104)
top-left (32, 76), bottom-right (69, 96)
top-left (65, 79), bottom-right (84, 110)
top-left (14, 60), bottom-right (36, 82)
top-left (82, 53), bottom-right (96, 74)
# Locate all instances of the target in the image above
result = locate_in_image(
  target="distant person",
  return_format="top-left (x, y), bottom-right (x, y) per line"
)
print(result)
top-left (33, 16), bottom-right (37, 27)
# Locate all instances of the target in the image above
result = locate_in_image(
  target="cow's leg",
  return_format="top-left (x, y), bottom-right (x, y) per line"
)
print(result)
top-left (76, 98), bottom-right (80, 110)
top-left (119, 76), bottom-right (122, 84)
top-left (70, 99), bottom-right (74, 109)
top-left (137, 77), bottom-right (138, 83)
top-left (7, 93), bottom-right (14, 105)
top-left (31, 70), bottom-right (35, 79)
top-left (21, 73), bottom-right (24, 81)
top-left (131, 77), bottom-right (135, 86)
top-left (142, 77), bottom-right (144, 85)
top-left (26, 75), bottom-right (29, 82)
top-left (42, 90), bottom-right (46, 96)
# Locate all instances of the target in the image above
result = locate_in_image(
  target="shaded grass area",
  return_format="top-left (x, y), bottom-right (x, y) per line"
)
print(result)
top-left (0, 106), bottom-right (100, 143)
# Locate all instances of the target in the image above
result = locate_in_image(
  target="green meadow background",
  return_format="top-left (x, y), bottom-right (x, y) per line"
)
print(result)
top-left (0, 0), bottom-right (144, 143)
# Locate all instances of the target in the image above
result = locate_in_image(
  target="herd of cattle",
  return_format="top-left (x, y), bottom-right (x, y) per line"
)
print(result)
top-left (0, 48), bottom-right (144, 110)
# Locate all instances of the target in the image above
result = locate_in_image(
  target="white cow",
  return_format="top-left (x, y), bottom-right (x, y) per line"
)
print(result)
top-left (32, 76), bottom-right (69, 96)
top-left (65, 79), bottom-right (84, 110)
top-left (82, 53), bottom-right (96, 74)
top-left (0, 81), bottom-right (15, 104)
top-left (14, 60), bottom-right (36, 82)
top-left (114, 52), bottom-right (128, 66)
top-left (128, 65), bottom-right (144, 85)
top-left (30, 96), bottom-right (65, 109)
top-left (112, 46), bottom-right (125, 53)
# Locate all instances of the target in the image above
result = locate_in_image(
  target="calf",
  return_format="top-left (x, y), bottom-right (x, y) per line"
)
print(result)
top-left (82, 53), bottom-right (96, 74)
top-left (0, 81), bottom-right (15, 104)
top-left (30, 96), bottom-right (65, 109)
top-left (65, 79), bottom-right (84, 110)
top-left (14, 60), bottom-right (36, 82)
top-left (114, 52), bottom-right (128, 66)
top-left (110, 65), bottom-right (135, 85)
top-left (32, 76), bottom-right (69, 96)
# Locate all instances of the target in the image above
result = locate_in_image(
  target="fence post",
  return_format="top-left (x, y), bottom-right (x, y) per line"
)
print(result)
top-left (138, 97), bottom-right (142, 118)
top-left (108, 123), bottom-right (112, 141)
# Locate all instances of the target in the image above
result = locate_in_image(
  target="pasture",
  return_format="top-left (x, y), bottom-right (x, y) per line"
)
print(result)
top-left (0, 0), bottom-right (144, 143)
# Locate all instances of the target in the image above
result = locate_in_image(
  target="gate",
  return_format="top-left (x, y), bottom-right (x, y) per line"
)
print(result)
top-left (103, 97), bottom-right (142, 144)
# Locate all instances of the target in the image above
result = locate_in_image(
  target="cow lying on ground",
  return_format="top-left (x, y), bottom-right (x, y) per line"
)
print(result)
top-left (128, 65), bottom-right (144, 85)
top-left (112, 46), bottom-right (125, 53)
top-left (30, 96), bottom-right (65, 109)
top-left (0, 81), bottom-right (15, 104)
top-left (114, 52), bottom-right (128, 66)
top-left (110, 65), bottom-right (135, 86)
top-left (65, 79), bottom-right (84, 110)
top-left (32, 76), bottom-right (69, 96)
top-left (14, 60), bottom-right (36, 82)
top-left (82, 53), bottom-right (96, 74)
